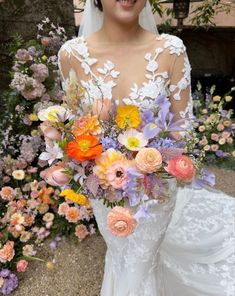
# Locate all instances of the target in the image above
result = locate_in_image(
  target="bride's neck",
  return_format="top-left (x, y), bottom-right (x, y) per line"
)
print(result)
top-left (99, 18), bottom-right (143, 44)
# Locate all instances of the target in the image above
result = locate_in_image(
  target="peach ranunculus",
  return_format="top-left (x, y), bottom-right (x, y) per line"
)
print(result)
top-left (93, 148), bottom-right (127, 188)
top-left (106, 160), bottom-right (132, 189)
top-left (92, 98), bottom-right (112, 121)
top-left (75, 224), bottom-right (89, 241)
top-left (165, 155), bottom-right (195, 182)
top-left (72, 114), bottom-right (102, 136)
top-left (107, 206), bottom-right (137, 237)
top-left (0, 240), bottom-right (15, 263)
top-left (135, 148), bottom-right (162, 174)
top-left (0, 186), bottom-right (16, 201)
top-left (17, 259), bottom-right (29, 272)
top-left (40, 162), bottom-right (70, 187)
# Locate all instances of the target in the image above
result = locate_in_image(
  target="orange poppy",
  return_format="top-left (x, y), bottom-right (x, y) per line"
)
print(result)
top-left (66, 135), bottom-right (103, 162)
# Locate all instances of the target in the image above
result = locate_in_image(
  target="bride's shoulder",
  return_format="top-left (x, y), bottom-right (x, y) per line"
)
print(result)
top-left (156, 33), bottom-right (187, 56)
top-left (58, 36), bottom-right (88, 59)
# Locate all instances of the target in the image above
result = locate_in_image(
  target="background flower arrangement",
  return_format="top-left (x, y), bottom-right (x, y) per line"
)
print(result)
top-left (0, 18), bottom-right (95, 295)
top-left (193, 82), bottom-right (235, 169)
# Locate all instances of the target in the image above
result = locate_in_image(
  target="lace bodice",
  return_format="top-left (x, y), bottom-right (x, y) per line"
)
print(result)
top-left (58, 33), bottom-right (193, 120)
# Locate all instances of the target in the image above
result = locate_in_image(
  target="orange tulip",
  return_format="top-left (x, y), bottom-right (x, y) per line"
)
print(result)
top-left (66, 135), bottom-right (103, 162)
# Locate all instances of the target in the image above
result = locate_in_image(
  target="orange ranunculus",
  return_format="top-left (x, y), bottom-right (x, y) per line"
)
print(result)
top-left (66, 135), bottom-right (103, 162)
top-left (72, 114), bottom-right (102, 136)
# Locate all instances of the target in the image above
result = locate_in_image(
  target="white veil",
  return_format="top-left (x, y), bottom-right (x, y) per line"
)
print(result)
top-left (78, 0), bottom-right (158, 38)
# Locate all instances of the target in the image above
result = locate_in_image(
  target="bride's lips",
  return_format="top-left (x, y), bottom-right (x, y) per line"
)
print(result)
top-left (116, 0), bottom-right (137, 8)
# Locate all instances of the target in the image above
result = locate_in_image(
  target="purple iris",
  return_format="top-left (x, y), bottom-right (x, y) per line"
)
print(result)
top-left (123, 167), bottom-right (144, 207)
top-left (192, 169), bottom-right (216, 188)
top-left (143, 92), bottom-right (186, 139)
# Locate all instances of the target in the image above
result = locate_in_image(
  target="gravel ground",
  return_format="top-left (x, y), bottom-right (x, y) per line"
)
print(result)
top-left (12, 166), bottom-right (235, 296)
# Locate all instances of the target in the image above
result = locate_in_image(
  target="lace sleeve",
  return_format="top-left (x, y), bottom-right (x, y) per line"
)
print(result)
top-left (167, 38), bottom-right (193, 121)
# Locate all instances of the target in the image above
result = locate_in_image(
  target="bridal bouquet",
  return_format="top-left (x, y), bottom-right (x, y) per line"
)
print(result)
top-left (38, 82), bottom-right (206, 237)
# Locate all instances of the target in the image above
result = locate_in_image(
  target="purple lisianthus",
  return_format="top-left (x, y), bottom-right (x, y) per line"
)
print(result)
top-left (0, 269), bottom-right (18, 295)
top-left (101, 137), bottom-right (119, 150)
top-left (215, 150), bottom-right (226, 157)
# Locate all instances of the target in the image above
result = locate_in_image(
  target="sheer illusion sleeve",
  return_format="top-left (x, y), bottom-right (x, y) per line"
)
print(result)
top-left (168, 39), bottom-right (193, 121)
top-left (57, 45), bottom-right (74, 92)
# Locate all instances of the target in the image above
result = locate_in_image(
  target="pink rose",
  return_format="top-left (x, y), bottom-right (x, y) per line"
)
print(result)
top-left (17, 259), bottom-right (28, 272)
top-left (92, 98), bottom-right (112, 121)
top-left (217, 124), bottom-right (224, 131)
top-left (165, 155), bottom-right (195, 183)
top-left (211, 133), bottom-right (219, 142)
top-left (221, 131), bottom-right (230, 139)
top-left (40, 122), bottom-right (62, 141)
top-left (227, 137), bottom-right (233, 144)
top-left (135, 148), bottom-right (162, 173)
top-left (40, 162), bottom-right (70, 187)
top-left (41, 37), bottom-right (51, 47)
top-left (107, 206), bottom-right (137, 237)
top-left (106, 160), bottom-right (131, 189)
top-left (211, 144), bottom-right (219, 152)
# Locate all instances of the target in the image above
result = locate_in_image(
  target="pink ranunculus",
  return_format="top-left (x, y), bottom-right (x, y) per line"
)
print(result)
top-left (92, 98), bottom-right (112, 121)
top-left (17, 259), bottom-right (28, 272)
top-left (107, 206), bottom-right (137, 237)
top-left (165, 155), bottom-right (195, 183)
top-left (217, 123), bottom-right (224, 131)
top-left (40, 162), bottom-right (70, 187)
top-left (40, 122), bottom-right (62, 141)
top-left (105, 160), bottom-right (131, 189)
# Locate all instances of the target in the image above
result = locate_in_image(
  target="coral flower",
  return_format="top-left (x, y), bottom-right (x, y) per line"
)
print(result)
top-left (58, 202), bottom-right (70, 216)
top-left (66, 135), bottom-right (103, 162)
top-left (107, 206), bottom-right (137, 237)
top-left (0, 186), bottom-right (15, 201)
top-left (0, 240), bottom-right (15, 263)
top-left (17, 259), bottom-right (28, 272)
top-left (59, 189), bottom-right (90, 206)
top-left (72, 114), bottom-right (102, 136)
top-left (65, 207), bottom-right (80, 223)
top-left (115, 105), bottom-right (141, 129)
top-left (75, 224), bottom-right (89, 241)
top-left (93, 148), bottom-right (127, 188)
top-left (165, 155), bottom-right (195, 182)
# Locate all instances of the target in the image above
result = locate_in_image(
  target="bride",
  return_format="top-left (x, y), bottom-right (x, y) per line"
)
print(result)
top-left (58, 0), bottom-right (235, 295)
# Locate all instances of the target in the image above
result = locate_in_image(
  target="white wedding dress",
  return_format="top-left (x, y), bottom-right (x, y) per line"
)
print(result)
top-left (58, 33), bottom-right (235, 296)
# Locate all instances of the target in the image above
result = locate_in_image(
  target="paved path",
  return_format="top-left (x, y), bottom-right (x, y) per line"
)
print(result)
top-left (12, 167), bottom-right (235, 296)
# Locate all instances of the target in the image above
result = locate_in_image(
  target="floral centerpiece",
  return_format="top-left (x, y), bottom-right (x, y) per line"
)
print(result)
top-left (193, 82), bottom-right (235, 168)
top-left (38, 73), bottom-right (212, 238)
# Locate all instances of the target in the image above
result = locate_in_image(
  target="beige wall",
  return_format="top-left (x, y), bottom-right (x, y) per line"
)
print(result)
top-left (74, 0), bottom-right (235, 27)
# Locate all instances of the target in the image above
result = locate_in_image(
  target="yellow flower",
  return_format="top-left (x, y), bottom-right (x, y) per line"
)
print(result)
top-left (59, 189), bottom-right (89, 206)
top-left (232, 151), bottom-right (235, 157)
top-left (213, 95), bottom-right (221, 102)
top-left (46, 261), bottom-right (54, 270)
top-left (28, 113), bottom-right (39, 121)
top-left (115, 105), bottom-right (141, 129)
top-left (12, 170), bottom-right (25, 180)
top-left (93, 148), bottom-right (127, 188)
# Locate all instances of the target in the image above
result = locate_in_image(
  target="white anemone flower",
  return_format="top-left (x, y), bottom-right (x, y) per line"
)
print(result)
top-left (39, 143), bottom-right (63, 165)
top-left (38, 105), bottom-right (72, 122)
top-left (118, 129), bottom-right (148, 151)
